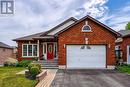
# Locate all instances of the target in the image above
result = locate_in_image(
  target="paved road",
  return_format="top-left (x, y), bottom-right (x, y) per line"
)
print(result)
top-left (51, 69), bottom-right (130, 87)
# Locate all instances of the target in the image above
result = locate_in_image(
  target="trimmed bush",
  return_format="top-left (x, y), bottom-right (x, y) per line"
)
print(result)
top-left (28, 63), bottom-right (41, 72)
top-left (27, 63), bottom-right (41, 79)
top-left (30, 67), bottom-right (40, 77)
top-left (17, 60), bottom-right (32, 67)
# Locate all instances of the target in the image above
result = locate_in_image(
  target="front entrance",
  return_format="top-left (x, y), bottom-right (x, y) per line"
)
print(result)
top-left (47, 43), bottom-right (54, 60)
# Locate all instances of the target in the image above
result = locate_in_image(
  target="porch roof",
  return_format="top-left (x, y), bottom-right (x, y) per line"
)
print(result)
top-left (13, 32), bottom-right (46, 41)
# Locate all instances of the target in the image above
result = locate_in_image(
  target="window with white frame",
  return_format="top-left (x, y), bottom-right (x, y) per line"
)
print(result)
top-left (82, 25), bottom-right (91, 32)
top-left (82, 21), bottom-right (91, 32)
top-left (22, 44), bottom-right (38, 57)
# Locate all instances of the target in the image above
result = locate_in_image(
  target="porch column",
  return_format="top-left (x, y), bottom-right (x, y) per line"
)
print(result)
top-left (37, 40), bottom-right (40, 61)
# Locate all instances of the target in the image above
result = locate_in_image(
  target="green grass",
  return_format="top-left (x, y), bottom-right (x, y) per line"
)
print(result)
top-left (116, 65), bottom-right (130, 74)
top-left (0, 67), bottom-right (38, 87)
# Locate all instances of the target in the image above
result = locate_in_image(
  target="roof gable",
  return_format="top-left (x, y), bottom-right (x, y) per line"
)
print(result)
top-left (55, 15), bottom-right (121, 37)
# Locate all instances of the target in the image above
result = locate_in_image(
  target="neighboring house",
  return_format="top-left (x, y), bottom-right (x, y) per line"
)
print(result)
top-left (0, 42), bottom-right (13, 65)
top-left (12, 46), bottom-right (18, 59)
top-left (116, 30), bottom-right (130, 64)
top-left (13, 15), bottom-right (121, 69)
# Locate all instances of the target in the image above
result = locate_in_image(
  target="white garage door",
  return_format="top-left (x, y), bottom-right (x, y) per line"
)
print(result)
top-left (67, 45), bottom-right (106, 69)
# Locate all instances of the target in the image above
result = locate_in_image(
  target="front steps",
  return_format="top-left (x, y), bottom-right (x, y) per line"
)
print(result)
top-left (34, 59), bottom-right (59, 69)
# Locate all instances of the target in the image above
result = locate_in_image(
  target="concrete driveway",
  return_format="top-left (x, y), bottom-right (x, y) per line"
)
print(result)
top-left (51, 69), bottom-right (130, 87)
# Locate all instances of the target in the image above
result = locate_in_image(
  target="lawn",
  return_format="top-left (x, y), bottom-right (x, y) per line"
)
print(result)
top-left (0, 67), bottom-right (38, 87)
top-left (116, 65), bottom-right (130, 74)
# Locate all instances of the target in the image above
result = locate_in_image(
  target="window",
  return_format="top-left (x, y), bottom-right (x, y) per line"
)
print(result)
top-left (115, 45), bottom-right (120, 50)
top-left (22, 44), bottom-right (38, 57)
top-left (28, 45), bottom-right (32, 56)
top-left (43, 44), bottom-right (46, 54)
top-left (23, 45), bottom-right (27, 56)
top-left (33, 45), bottom-right (38, 56)
top-left (82, 25), bottom-right (91, 32)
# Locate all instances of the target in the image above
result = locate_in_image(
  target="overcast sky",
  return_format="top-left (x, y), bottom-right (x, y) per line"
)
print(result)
top-left (0, 0), bottom-right (130, 46)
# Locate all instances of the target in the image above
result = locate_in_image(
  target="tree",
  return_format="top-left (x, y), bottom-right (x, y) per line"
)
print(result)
top-left (125, 22), bottom-right (130, 30)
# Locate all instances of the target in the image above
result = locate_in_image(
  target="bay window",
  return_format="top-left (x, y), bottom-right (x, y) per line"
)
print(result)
top-left (22, 44), bottom-right (38, 57)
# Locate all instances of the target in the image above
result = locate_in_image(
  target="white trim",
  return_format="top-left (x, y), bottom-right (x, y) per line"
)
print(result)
top-left (107, 66), bottom-right (115, 69)
top-left (127, 45), bottom-right (130, 64)
top-left (85, 21), bottom-right (88, 25)
top-left (22, 44), bottom-right (39, 58)
top-left (54, 42), bottom-right (58, 59)
top-left (43, 43), bottom-right (47, 60)
top-left (115, 38), bottom-right (123, 43)
top-left (82, 25), bottom-right (92, 32)
top-left (37, 40), bottom-right (40, 58)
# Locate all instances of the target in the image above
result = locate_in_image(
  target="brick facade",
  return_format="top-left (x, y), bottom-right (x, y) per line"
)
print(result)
top-left (0, 47), bottom-right (13, 65)
top-left (58, 18), bottom-right (117, 66)
top-left (118, 37), bottom-right (130, 62)
top-left (17, 41), bottom-right (43, 61)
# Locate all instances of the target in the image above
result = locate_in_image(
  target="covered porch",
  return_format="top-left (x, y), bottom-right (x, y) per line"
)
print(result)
top-left (32, 36), bottom-right (58, 68)
top-left (34, 36), bottom-right (58, 61)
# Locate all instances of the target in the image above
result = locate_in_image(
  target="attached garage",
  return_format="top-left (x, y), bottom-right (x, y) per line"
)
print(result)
top-left (67, 45), bottom-right (106, 69)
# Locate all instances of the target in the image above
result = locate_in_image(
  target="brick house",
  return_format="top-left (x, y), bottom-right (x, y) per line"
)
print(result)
top-left (13, 15), bottom-right (121, 69)
top-left (116, 30), bottom-right (130, 64)
top-left (0, 42), bottom-right (13, 65)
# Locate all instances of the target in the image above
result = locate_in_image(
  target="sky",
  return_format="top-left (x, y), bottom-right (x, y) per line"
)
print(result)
top-left (0, 0), bottom-right (130, 46)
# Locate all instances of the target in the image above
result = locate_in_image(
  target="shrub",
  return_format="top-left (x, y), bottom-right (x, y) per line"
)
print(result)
top-left (26, 63), bottom-right (41, 79)
top-left (28, 63), bottom-right (41, 72)
top-left (30, 66), bottom-right (40, 77)
top-left (4, 61), bottom-right (9, 66)
top-left (127, 64), bottom-right (130, 67)
top-left (17, 60), bottom-right (32, 67)
top-left (34, 64), bottom-right (41, 71)
top-left (4, 58), bottom-right (18, 67)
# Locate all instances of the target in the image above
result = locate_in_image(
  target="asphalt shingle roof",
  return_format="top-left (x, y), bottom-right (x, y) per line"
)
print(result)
top-left (13, 32), bottom-right (45, 41)
top-left (0, 42), bottom-right (12, 49)
top-left (118, 30), bottom-right (130, 37)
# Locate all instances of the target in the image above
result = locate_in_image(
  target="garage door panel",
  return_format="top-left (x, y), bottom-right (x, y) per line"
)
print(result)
top-left (67, 45), bottom-right (106, 69)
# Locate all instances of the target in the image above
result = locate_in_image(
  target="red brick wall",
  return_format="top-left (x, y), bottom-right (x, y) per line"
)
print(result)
top-left (119, 37), bottom-right (130, 62)
top-left (17, 41), bottom-right (43, 61)
top-left (58, 18), bottom-right (117, 65)
top-left (0, 48), bottom-right (13, 65)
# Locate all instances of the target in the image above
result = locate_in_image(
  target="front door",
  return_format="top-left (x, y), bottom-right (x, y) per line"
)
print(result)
top-left (127, 45), bottom-right (130, 64)
top-left (47, 43), bottom-right (54, 60)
